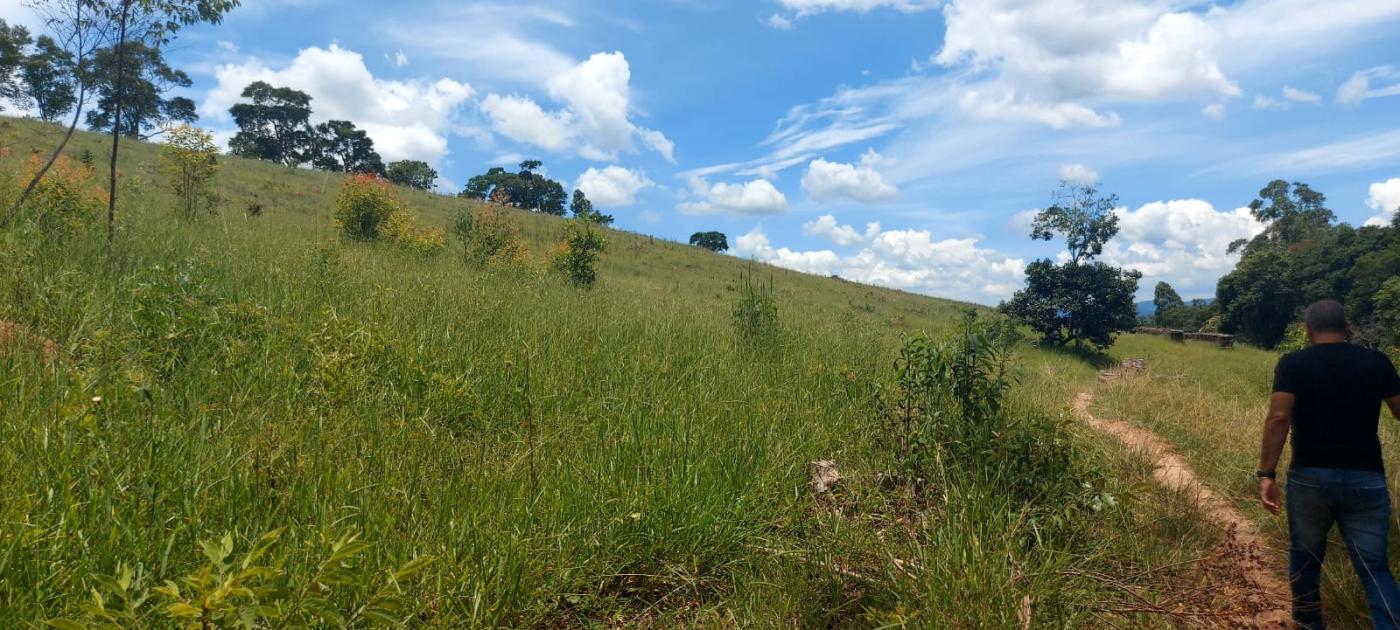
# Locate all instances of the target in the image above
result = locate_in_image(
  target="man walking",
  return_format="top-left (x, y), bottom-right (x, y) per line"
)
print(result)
top-left (1258, 300), bottom-right (1400, 628)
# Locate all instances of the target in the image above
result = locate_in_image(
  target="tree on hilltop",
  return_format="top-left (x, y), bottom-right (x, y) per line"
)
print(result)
top-left (1001, 181), bottom-right (1140, 350)
top-left (19, 36), bottom-right (78, 123)
top-left (689, 231), bottom-right (729, 252)
top-left (461, 160), bottom-right (566, 215)
top-left (386, 160), bottom-right (438, 190)
top-left (570, 189), bottom-right (613, 226)
top-left (310, 119), bottom-right (384, 175)
top-left (229, 81), bottom-right (314, 166)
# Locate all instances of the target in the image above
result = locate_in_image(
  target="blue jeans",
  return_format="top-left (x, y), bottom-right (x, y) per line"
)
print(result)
top-left (1288, 467), bottom-right (1400, 629)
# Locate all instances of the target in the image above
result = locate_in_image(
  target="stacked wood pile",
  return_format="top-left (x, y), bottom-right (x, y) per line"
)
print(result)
top-left (1098, 357), bottom-right (1148, 383)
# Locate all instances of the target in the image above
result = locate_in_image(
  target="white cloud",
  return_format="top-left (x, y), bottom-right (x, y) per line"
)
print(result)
top-left (1058, 163), bottom-right (1099, 185)
top-left (801, 150), bottom-right (898, 203)
top-left (480, 94), bottom-right (575, 153)
top-left (479, 52), bottom-right (675, 163)
top-left (1100, 200), bottom-right (1264, 297)
top-left (201, 44), bottom-right (473, 164)
top-left (1281, 85), bottom-right (1320, 103)
top-left (575, 166), bottom-right (654, 208)
top-left (391, 50), bottom-right (409, 68)
top-left (803, 214), bottom-right (881, 246)
top-left (386, 4), bottom-right (576, 88)
top-left (1202, 103), bottom-right (1226, 120)
top-left (776, 0), bottom-right (939, 16)
top-left (934, 1), bottom-right (1241, 127)
top-left (767, 13), bottom-right (795, 30)
top-left (1336, 66), bottom-right (1400, 105)
top-left (678, 178), bottom-right (789, 216)
top-left (735, 222), bottom-right (1025, 304)
top-left (1251, 94), bottom-right (1287, 110)
top-left (1365, 178), bottom-right (1400, 227)
top-left (1244, 129), bottom-right (1400, 174)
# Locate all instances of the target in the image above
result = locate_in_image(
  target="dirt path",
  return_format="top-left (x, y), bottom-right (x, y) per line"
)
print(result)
top-left (1073, 391), bottom-right (1291, 628)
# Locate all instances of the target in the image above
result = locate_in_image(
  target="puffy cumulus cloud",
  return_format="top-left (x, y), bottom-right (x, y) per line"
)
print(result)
top-left (803, 214), bottom-right (881, 246)
top-left (777, 0), bottom-right (939, 16)
top-left (575, 166), bottom-right (654, 208)
top-left (480, 52), bottom-right (675, 163)
top-left (767, 13), bottom-right (795, 30)
top-left (1366, 178), bottom-right (1400, 227)
top-left (1058, 163), bottom-right (1099, 185)
top-left (1099, 199), bottom-right (1264, 297)
top-left (677, 178), bottom-right (788, 216)
top-left (479, 94), bottom-right (575, 153)
top-left (934, 0), bottom-right (1241, 127)
top-left (800, 149), bottom-right (897, 203)
top-left (201, 44), bottom-right (473, 164)
top-left (735, 220), bottom-right (1025, 304)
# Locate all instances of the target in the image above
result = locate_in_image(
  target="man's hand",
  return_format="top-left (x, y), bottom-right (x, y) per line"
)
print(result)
top-left (1260, 477), bottom-right (1282, 514)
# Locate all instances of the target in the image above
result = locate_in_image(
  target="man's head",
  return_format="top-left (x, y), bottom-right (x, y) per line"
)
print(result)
top-left (1303, 300), bottom-right (1349, 342)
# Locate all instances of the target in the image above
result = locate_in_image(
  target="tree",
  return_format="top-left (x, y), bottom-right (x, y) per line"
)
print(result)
top-left (159, 123), bottom-right (219, 218)
top-left (228, 81), bottom-right (313, 166)
top-left (20, 36), bottom-right (78, 122)
top-left (460, 161), bottom-right (566, 215)
top-left (84, 41), bottom-right (195, 138)
top-left (310, 120), bottom-right (383, 175)
top-left (569, 189), bottom-right (613, 226)
top-left (0, 20), bottom-right (33, 111)
top-left (1152, 282), bottom-right (1185, 326)
top-left (1001, 181), bottom-right (1141, 350)
top-left (89, 0), bottom-right (241, 246)
top-left (689, 231), bottom-right (729, 252)
top-left (1230, 180), bottom-right (1336, 256)
top-left (385, 160), bottom-right (438, 190)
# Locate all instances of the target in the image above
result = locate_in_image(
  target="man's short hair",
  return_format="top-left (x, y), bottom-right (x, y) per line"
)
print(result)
top-left (1303, 300), bottom-right (1348, 334)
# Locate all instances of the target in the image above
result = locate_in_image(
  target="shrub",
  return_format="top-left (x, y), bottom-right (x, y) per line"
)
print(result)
top-left (383, 210), bottom-right (446, 255)
top-left (732, 266), bottom-right (779, 344)
top-left (21, 153), bottom-right (106, 236)
top-left (160, 124), bottom-right (220, 218)
top-left (453, 205), bottom-right (529, 267)
top-left (548, 218), bottom-right (607, 287)
top-left (332, 173), bottom-right (401, 240)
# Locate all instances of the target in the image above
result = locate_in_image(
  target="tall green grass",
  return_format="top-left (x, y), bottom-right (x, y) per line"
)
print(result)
top-left (0, 116), bottom-right (1230, 626)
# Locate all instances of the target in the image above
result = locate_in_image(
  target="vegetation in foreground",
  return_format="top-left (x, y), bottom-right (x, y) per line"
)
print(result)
top-left (0, 117), bottom-right (1249, 627)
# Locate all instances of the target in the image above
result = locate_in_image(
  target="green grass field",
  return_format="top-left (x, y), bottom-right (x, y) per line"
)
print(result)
top-left (1, 116), bottom-right (1365, 627)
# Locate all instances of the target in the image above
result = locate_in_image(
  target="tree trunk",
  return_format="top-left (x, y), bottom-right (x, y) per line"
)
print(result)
top-left (106, 0), bottom-right (132, 249)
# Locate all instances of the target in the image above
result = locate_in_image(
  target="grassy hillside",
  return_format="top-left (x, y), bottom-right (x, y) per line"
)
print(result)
top-left (0, 116), bottom-right (1281, 627)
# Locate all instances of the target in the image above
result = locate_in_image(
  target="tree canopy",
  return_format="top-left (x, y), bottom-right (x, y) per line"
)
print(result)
top-left (84, 41), bottom-right (195, 138)
top-left (0, 20), bottom-right (32, 112)
top-left (228, 81), bottom-right (314, 166)
top-left (461, 161), bottom-right (567, 215)
top-left (386, 160), bottom-right (438, 191)
top-left (569, 189), bottom-right (613, 226)
top-left (689, 231), bottom-right (729, 252)
top-left (310, 119), bottom-right (383, 175)
top-left (1001, 181), bottom-right (1140, 350)
top-left (19, 36), bottom-right (77, 122)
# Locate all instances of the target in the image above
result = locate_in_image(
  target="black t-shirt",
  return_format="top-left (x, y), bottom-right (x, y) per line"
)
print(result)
top-left (1273, 343), bottom-right (1400, 472)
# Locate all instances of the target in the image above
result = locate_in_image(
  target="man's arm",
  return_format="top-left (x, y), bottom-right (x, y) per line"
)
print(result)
top-left (1258, 391), bottom-right (1295, 514)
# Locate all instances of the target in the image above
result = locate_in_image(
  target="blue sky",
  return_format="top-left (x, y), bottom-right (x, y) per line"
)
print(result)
top-left (3, 0), bottom-right (1399, 303)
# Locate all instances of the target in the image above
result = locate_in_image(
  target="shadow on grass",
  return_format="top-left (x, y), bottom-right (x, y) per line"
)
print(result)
top-left (1034, 342), bottom-right (1116, 370)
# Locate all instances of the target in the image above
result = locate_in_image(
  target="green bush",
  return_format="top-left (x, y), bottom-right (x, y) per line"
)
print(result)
top-left (332, 173), bottom-right (400, 241)
top-left (548, 218), bottom-right (607, 287)
top-left (453, 205), bottom-right (529, 267)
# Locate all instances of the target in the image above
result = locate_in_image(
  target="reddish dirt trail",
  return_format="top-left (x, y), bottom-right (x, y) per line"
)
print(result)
top-left (1074, 391), bottom-right (1291, 628)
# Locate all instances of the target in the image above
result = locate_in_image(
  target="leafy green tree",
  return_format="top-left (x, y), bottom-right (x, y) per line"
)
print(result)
top-left (689, 231), bottom-right (729, 252)
top-left (0, 20), bottom-right (33, 111)
top-left (19, 36), bottom-right (78, 122)
top-left (1152, 282), bottom-right (1184, 326)
top-left (385, 160), bottom-right (438, 190)
top-left (1001, 182), bottom-right (1141, 350)
top-left (1230, 180), bottom-right (1336, 255)
top-left (550, 218), bottom-right (607, 287)
top-left (460, 161), bottom-right (566, 215)
top-left (159, 123), bottom-right (220, 218)
top-left (569, 189), bottom-right (613, 226)
top-left (89, 0), bottom-right (241, 246)
top-left (84, 41), bottom-right (195, 138)
top-left (310, 120), bottom-right (384, 175)
top-left (228, 81), bottom-right (313, 166)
